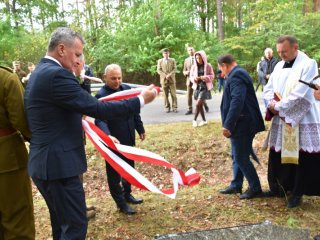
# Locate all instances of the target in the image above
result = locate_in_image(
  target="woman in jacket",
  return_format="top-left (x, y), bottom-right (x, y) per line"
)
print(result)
top-left (190, 50), bottom-right (214, 127)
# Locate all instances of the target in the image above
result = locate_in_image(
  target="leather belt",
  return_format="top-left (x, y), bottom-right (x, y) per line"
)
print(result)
top-left (0, 127), bottom-right (16, 137)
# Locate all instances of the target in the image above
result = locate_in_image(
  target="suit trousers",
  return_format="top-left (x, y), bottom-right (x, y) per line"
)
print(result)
top-left (105, 158), bottom-right (133, 208)
top-left (32, 176), bottom-right (87, 240)
top-left (162, 82), bottom-right (177, 110)
top-left (186, 82), bottom-right (193, 111)
top-left (230, 134), bottom-right (261, 192)
top-left (0, 168), bottom-right (35, 240)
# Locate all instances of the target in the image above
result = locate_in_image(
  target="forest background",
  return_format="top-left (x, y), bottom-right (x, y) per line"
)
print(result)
top-left (1, 0), bottom-right (320, 88)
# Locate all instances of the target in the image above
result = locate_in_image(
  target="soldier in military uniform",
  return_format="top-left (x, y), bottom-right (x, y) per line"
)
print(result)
top-left (12, 61), bottom-right (27, 86)
top-left (0, 66), bottom-right (35, 239)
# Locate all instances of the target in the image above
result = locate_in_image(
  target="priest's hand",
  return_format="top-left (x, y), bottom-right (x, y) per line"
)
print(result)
top-left (268, 101), bottom-right (278, 115)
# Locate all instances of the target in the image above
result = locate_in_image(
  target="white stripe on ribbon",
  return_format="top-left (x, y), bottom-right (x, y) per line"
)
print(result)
top-left (82, 86), bottom-right (200, 199)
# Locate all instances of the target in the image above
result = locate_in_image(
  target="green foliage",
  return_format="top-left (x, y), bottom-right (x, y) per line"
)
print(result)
top-left (221, 0), bottom-right (320, 74)
top-left (1, 0), bottom-right (320, 79)
top-left (0, 20), bottom-right (18, 66)
top-left (0, 19), bottom-right (48, 68)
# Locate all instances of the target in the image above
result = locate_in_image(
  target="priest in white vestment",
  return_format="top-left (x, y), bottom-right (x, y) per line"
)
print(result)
top-left (264, 35), bottom-right (320, 208)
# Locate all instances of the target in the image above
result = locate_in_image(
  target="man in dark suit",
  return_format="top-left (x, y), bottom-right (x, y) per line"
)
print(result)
top-left (95, 64), bottom-right (144, 215)
top-left (24, 27), bottom-right (156, 240)
top-left (218, 54), bottom-right (265, 200)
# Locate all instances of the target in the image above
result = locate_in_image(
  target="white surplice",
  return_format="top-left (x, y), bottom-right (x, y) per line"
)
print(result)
top-left (263, 50), bottom-right (320, 153)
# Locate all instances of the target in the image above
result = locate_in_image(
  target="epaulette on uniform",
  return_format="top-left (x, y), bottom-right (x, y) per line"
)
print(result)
top-left (0, 66), bottom-right (13, 73)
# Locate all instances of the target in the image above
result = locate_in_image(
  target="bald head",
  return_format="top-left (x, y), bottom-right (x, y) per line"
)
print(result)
top-left (104, 64), bottom-right (122, 90)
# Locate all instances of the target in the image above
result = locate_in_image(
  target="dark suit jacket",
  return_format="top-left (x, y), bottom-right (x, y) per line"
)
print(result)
top-left (95, 84), bottom-right (145, 146)
top-left (220, 65), bottom-right (265, 138)
top-left (24, 58), bottom-right (141, 180)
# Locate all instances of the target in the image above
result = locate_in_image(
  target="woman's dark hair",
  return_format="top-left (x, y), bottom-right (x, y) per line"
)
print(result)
top-left (195, 53), bottom-right (203, 65)
top-left (217, 54), bottom-right (235, 65)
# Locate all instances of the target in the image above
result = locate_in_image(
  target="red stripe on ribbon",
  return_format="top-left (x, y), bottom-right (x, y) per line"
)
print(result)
top-left (82, 86), bottom-right (200, 198)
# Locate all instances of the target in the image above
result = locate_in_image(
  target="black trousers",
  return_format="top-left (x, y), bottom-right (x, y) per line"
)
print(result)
top-left (106, 157), bottom-right (134, 208)
top-left (32, 176), bottom-right (87, 240)
top-left (268, 150), bottom-right (320, 196)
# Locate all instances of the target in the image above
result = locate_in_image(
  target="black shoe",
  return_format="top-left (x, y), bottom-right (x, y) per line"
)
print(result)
top-left (185, 110), bottom-right (192, 115)
top-left (263, 190), bottom-right (285, 198)
top-left (125, 194), bottom-right (143, 204)
top-left (240, 188), bottom-right (262, 199)
top-left (287, 195), bottom-right (302, 208)
top-left (314, 235), bottom-right (320, 240)
top-left (204, 105), bottom-right (209, 113)
top-left (219, 186), bottom-right (242, 194)
top-left (165, 109), bottom-right (170, 113)
top-left (119, 204), bottom-right (136, 215)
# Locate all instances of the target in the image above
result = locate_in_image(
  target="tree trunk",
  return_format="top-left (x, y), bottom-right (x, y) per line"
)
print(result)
top-left (313, 0), bottom-right (319, 12)
top-left (75, 0), bottom-right (80, 26)
top-left (216, 0), bottom-right (224, 40)
top-left (303, 0), bottom-right (310, 14)
top-left (236, 1), bottom-right (242, 29)
top-left (154, 0), bottom-right (161, 36)
top-left (26, 1), bottom-right (34, 32)
top-left (199, 0), bottom-right (206, 32)
top-left (11, 0), bottom-right (19, 28)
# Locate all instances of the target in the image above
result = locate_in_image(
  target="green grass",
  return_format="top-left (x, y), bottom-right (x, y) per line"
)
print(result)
top-left (32, 121), bottom-right (320, 239)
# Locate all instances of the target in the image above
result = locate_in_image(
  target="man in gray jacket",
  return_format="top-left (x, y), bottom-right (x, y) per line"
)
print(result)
top-left (257, 48), bottom-right (278, 92)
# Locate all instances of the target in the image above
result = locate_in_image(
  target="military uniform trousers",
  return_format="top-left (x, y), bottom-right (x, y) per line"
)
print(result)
top-left (162, 82), bottom-right (177, 111)
top-left (0, 168), bottom-right (35, 240)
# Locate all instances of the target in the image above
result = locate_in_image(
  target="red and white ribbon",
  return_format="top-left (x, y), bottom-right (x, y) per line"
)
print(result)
top-left (82, 86), bottom-right (200, 199)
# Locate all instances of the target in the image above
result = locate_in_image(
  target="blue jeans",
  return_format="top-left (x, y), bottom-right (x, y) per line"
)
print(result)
top-left (229, 134), bottom-right (261, 192)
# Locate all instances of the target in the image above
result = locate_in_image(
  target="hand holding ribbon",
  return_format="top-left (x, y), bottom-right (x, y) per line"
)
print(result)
top-left (83, 86), bottom-right (200, 199)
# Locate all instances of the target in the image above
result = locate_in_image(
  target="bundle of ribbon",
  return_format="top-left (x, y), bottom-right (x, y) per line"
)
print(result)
top-left (82, 86), bottom-right (200, 199)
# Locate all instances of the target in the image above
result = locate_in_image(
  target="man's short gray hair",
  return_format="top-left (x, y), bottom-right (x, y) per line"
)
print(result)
top-left (104, 64), bottom-right (122, 74)
top-left (48, 27), bottom-right (85, 52)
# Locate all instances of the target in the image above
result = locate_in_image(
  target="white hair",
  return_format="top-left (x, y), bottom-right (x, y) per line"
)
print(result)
top-left (264, 48), bottom-right (273, 54)
top-left (104, 64), bottom-right (122, 74)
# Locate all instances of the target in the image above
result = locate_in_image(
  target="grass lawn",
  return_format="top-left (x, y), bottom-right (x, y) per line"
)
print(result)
top-left (32, 121), bottom-right (320, 239)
